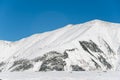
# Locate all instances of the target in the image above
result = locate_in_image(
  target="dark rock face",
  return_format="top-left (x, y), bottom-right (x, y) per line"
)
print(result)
top-left (39, 51), bottom-right (66, 71)
top-left (91, 59), bottom-right (101, 69)
top-left (79, 40), bottom-right (103, 53)
top-left (71, 65), bottom-right (85, 71)
top-left (63, 51), bottom-right (69, 59)
top-left (39, 57), bottom-right (66, 71)
top-left (98, 55), bottom-right (112, 69)
top-left (0, 62), bottom-right (5, 67)
top-left (102, 39), bottom-right (114, 54)
top-left (6, 51), bottom-right (68, 72)
top-left (0, 62), bottom-right (5, 72)
top-left (9, 59), bottom-right (33, 72)
top-left (79, 40), bottom-right (113, 70)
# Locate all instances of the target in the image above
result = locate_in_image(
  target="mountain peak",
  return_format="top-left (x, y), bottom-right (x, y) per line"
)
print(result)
top-left (87, 19), bottom-right (108, 24)
top-left (91, 19), bottom-right (104, 22)
top-left (81, 19), bottom-right (116, 28)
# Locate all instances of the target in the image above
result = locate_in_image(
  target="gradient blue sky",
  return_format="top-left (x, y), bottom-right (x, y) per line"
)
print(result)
top-left (0, 0), bottom-right (120, 41)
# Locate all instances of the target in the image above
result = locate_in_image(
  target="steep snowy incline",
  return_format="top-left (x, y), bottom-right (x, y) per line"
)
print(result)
top-left (0, 19), bottom-right (120, 72)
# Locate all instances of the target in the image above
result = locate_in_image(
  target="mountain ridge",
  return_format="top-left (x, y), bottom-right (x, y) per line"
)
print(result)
top-left (0, 19), bottom-right (120, 72)
top-left (1, 19), bottom-right (120, 42)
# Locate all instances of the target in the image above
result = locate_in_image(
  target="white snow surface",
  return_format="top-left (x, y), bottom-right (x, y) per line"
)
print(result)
top-left (0, 19), bottom-right (120, 72)
top-left (0, 71), bottom-right (119, 80)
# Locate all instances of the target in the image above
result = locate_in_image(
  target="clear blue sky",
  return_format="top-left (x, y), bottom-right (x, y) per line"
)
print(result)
top-left (0, 0), bottom-right (120, 41)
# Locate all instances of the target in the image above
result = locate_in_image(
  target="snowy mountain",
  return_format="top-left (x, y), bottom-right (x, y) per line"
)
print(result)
top-left (0, 19), bottom-right (120, 72)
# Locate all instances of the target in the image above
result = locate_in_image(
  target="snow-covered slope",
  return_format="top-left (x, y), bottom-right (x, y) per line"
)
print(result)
top-left (0, 19), bottom-right (120, 72)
